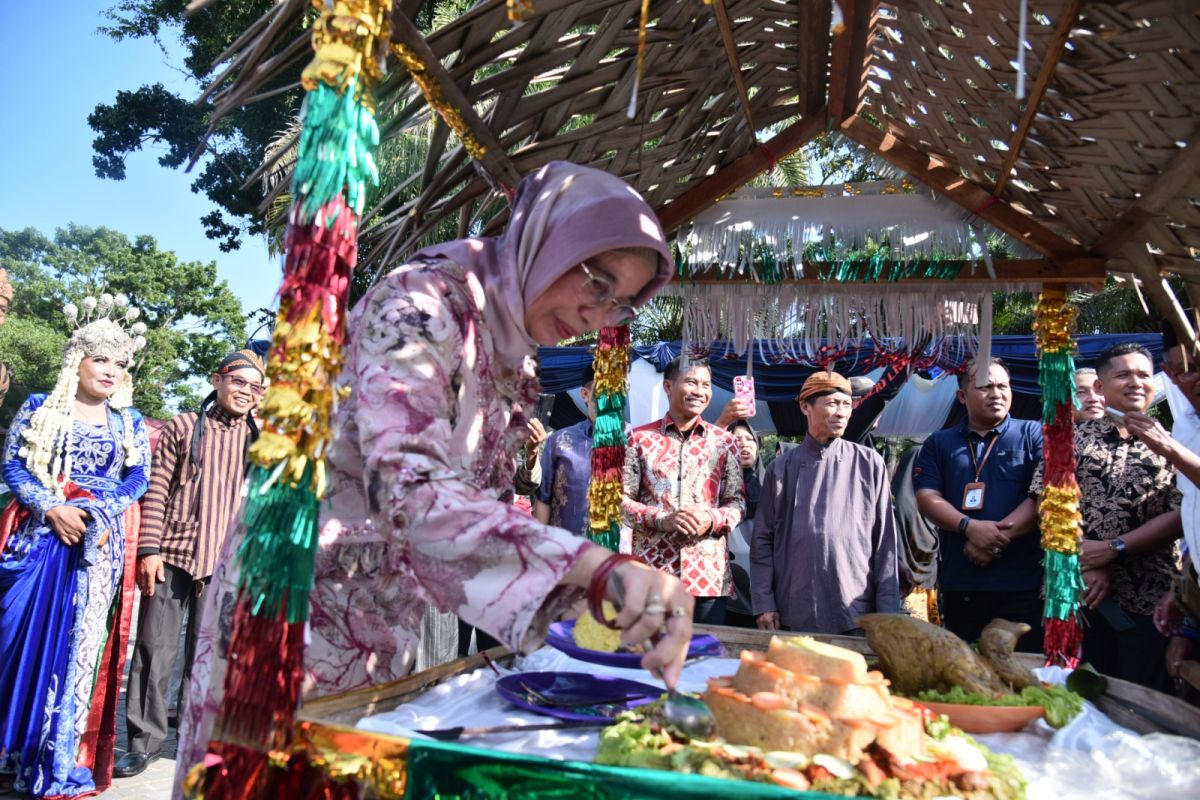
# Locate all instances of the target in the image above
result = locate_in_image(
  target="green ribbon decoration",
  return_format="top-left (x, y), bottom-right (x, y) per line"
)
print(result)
top-left (592, 393), bottom-right (627, 449)
top-left (1038, 350), bottom-right (1077, 423)
top-left (1043, 550), bottom-right (1086, 621)
top-left (589, 521), bottom-right (621, 552)
top-left (235, 463), bottom-right (322, 623)
top-left (294, 78), bottom-right (381, 224)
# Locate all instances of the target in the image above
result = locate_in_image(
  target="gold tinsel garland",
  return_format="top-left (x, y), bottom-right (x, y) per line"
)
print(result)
top-left (587, 481), bottom-right (624, 532)
top-left (1032, 294), bottom-right (1077, 354)
top-left (248, 301), bottom-right (343, 497)
top-left (1039, 484), bottom-right (1083, 555)
top-left (390, 42), bottom-right (488, 159)
top-left (591, 344), bottom-right (631, 397)
top-left (301, 0), bottom-right (391, 96)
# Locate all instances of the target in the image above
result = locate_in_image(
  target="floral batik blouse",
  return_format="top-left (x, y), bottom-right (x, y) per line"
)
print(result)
top-left (306, 260), bottom-right (591, 691)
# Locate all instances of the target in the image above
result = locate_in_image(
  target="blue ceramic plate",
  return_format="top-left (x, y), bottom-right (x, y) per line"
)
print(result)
top-left (544, 620), bottom-right (723, 669)
top-left (495, 671), bottom-right (662, 722)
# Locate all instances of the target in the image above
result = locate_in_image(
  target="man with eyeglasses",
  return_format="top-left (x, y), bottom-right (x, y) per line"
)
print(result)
top-left (116, 349), bottom-right (265, 778)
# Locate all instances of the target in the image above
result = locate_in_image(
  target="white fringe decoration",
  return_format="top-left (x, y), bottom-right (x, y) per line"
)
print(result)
top-left (658, 282), bottom-right (1038, 362)
top-left (682, 182), bottom-right (1039, 274)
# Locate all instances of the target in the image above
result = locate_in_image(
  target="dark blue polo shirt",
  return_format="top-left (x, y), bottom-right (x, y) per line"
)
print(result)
top-left (913, 416), bottom-right (1044, 592)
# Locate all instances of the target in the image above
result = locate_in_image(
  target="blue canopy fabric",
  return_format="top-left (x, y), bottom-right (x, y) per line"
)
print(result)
top-left (536, 334), bottom-right (1162, 402)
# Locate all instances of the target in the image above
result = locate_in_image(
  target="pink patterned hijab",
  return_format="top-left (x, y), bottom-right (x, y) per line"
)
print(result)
top-left (414, 161), bottom-right (674, 362)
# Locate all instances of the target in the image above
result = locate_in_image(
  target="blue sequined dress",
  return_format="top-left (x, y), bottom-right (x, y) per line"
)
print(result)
top-left (0, 394), bottom-right (150, 797)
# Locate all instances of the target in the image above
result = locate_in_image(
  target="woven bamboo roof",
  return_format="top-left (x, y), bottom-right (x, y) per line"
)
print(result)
top-left (204, 0), bottom-right (1200, 331)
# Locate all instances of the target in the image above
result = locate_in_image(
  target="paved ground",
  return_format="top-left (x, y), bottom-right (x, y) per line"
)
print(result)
top-left (107, 601), bottom-right (184, 800)
top-left (103, 696), bottom-right (179, 800)
top-left (8, 608), bottom-right (182, 799)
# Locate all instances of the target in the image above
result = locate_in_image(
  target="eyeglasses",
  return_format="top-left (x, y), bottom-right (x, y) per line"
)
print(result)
top-left (577, 261), bottom-right (637, 326)
top-left (224, 375), bottom-right (266, 396)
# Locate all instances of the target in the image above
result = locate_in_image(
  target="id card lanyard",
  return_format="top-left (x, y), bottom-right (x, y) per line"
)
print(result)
top-left (962, 432), bottom-right (1000, 511)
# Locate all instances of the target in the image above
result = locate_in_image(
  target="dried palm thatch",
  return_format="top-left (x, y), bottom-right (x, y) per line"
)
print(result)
top-left (193, 0), bottom-right (1200, 337)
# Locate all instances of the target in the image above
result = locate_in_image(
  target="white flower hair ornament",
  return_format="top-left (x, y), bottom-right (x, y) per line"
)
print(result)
top-left (19, 294), bottom-right (148, 496)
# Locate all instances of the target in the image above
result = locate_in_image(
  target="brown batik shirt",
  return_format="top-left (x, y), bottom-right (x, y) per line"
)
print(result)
top-left (137, 406), bottom-right (253, 580)
top-left (1034, 416), bottom-right (1181, 616)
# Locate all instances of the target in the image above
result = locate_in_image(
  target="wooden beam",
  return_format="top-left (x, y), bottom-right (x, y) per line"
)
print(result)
top-left (683, 257), bottom-right (1110, 285)
top-left (1120, 245), bottom-right (1197, 356)
top-left (1157, 255), bottom-right (1200, 279)
top-left (711, 0), bottom-right (757, 133)
top-left (840, 114), bottom-right (1085, 259)
top-left (992, 0), bottom-right (1083, 197)
top-left (657, 111), bottom-right (827, 233)
top-left (390, 12), bottom-right (522, 193)
top-left (798, 1), bottom-right (833, 117)
top-left (1088, 126), bottom-right (1200, 256)
top-left (827, 0), bottom-right (877, 126)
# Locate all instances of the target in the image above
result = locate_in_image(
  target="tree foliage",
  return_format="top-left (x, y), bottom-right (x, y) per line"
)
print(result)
top-left (90, 0), bottom-right (304, 252)
top-left (0, 226), bottom-right (246, 423)
top-left (992, 278), bottom-right (1166, 336)
top-left (90, 1), bottom-right (474, 256)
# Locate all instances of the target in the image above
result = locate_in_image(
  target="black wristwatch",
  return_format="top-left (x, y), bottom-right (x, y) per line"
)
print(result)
top-left (1109, 537), bottom-right (1127, 560)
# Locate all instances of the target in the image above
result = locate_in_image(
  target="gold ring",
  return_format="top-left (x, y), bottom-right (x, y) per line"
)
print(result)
top-left (668, 607), bottom-right (689, 618)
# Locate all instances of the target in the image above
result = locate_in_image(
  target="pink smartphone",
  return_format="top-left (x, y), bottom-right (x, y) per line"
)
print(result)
top-left (733, 376), bottom-right (757, 417)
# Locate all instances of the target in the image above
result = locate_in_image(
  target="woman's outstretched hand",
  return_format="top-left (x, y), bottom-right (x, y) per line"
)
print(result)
top-left (565, 546), bottom-right (695, 688)
top-left (608, 559), bottom-right (694, 688)
top-left (46, 505), bottom-right (89, 546)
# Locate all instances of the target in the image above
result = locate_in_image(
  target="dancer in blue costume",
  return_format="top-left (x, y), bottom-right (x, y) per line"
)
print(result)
top-left (0, 293), bottom-right (151, 798)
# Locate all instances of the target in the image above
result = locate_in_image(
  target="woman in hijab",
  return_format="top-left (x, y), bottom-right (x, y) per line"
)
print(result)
top-left (176, 163), bottom-right (691, 777)
top-left (726, 419), bottom-right (764, 628)
top-left (728, 420), bottom-right (764, 519)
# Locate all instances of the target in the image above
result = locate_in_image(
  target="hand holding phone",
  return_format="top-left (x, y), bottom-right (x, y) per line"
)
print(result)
top-left (1104, 406), bottom-right (1126, 423)
top-left (733, 376), bottom-right (756, 417)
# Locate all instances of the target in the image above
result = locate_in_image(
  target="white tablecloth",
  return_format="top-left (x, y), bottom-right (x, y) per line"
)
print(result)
top-left (356, 653), bottom-right (1200, 797)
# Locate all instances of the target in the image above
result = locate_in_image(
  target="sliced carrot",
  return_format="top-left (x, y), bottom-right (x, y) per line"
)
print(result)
top-left (751, 691), bottom-right (788, 710)
top-left (771, 768), bottom-right (811, 790)
top-left (799, 704), bottom-right (831, 724)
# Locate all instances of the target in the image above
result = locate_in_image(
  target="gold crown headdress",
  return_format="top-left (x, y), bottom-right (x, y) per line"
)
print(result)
top-left (62, 293), bottom-right (148, 362)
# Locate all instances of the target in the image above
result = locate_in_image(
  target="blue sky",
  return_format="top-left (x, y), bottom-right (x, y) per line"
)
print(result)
top-left (0, 2), bottom-right (279, 316)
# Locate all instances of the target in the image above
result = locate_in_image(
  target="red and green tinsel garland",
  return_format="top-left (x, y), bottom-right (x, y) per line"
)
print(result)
top-left (1034, 289), bottom-right (1086, 667)
top-left (198, 1), bottom-right (391, 795)
top-left (587, 326), bottom-right (631, 552)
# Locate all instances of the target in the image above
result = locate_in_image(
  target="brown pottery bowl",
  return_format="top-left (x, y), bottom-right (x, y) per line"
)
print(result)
top-left (918, 701), bottom-right (1044, 733)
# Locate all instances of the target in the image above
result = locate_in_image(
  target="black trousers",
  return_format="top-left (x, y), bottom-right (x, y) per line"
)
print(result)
top-left (1081, 602), bottom-right (1172, 693)
top-left (124, 562), bottom-right (205, 753)
top-left (939, 589), bottom-right (1044, 652)
top-left (693, 596), bottom-right (728, 626)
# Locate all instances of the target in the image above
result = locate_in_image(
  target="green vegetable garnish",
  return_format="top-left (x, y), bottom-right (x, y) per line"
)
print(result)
top-left (915, 685), bottom-right (1083, 728)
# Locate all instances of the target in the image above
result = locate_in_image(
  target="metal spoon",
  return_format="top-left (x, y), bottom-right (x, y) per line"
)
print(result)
top-left (609, 574), bottom-right (716, 740)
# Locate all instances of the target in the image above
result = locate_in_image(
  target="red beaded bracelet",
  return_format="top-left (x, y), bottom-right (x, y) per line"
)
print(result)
top-left (587, 553), bottom-right (640, 630)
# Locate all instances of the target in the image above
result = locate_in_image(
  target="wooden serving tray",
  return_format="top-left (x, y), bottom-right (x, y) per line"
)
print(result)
top-left (302, 625), bottom-right (1200, 739)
